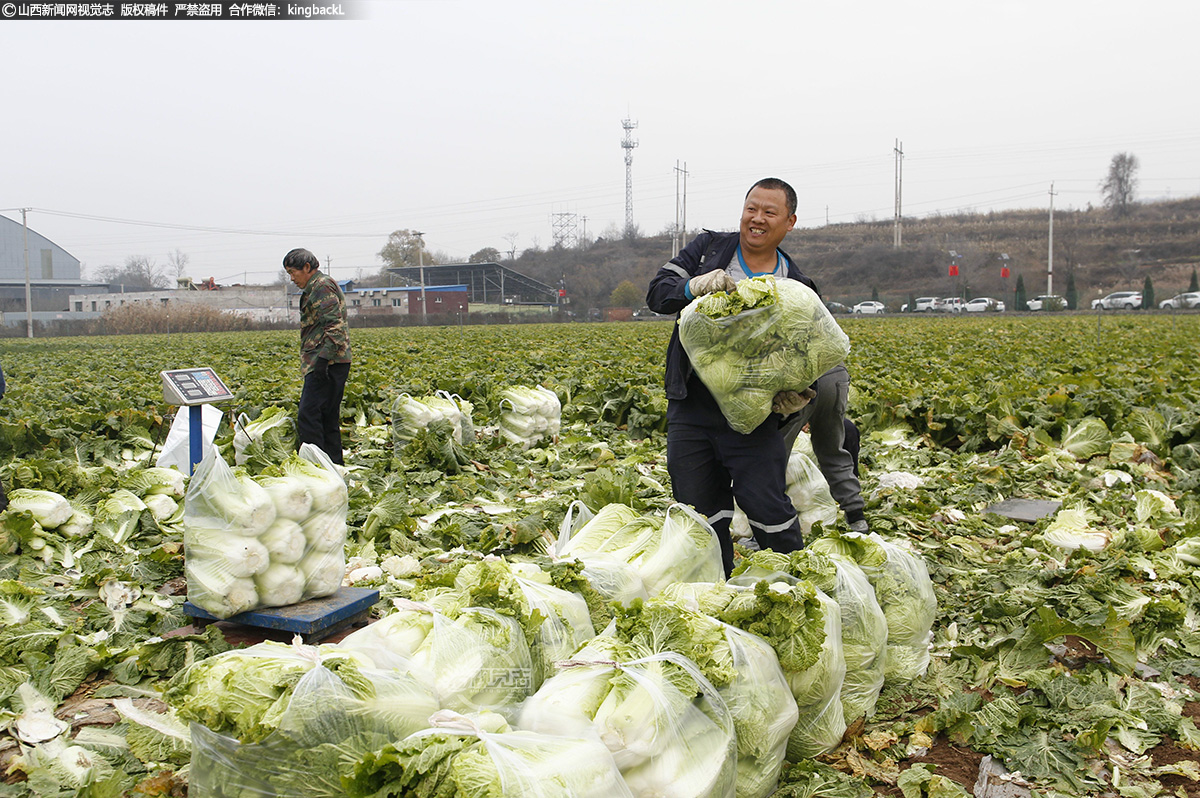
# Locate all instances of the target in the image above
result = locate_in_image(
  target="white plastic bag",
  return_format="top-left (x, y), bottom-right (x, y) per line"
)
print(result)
top-left (184, 443), bottom-right (348, 618)
top-left (156, 404), bottom-right (222, 472)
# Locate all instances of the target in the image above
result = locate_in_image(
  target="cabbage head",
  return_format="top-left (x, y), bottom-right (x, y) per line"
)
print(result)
top-left (678, 276), bottom-right (850, 434)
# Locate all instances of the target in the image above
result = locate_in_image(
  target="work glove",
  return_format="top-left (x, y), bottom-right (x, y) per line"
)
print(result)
top-left (772, 386), bottom-right (816, 416)
top-left (312, 357), bottom-right (330, 382)
top-left (688, 270), bottom-right (737, 297)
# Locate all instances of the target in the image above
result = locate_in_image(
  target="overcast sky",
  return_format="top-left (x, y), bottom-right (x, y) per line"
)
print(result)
top-left (3, 0), bottom-right (1198, 285)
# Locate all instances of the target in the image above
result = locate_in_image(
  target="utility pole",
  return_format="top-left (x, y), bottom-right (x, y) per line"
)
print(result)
top-left (21, 208), bottom-right (32, 338)
top-left (1047, 183), bottom-right (1056, 297)
top-left (325, 255), bottom-right (332, 277)
top-left (673, 161), bottom-right (689, 257)
top-left (893, 139), bottom-right (904, 249)
top-left (621, 117), bottom-right (639, 237)
top-left (414, 231), bottom-right (426, 324)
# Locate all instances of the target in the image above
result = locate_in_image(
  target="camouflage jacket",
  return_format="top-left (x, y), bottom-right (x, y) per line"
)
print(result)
top-left (300, 270), bottom-right (351, 375)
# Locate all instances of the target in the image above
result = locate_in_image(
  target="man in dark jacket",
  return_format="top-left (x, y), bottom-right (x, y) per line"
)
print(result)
top-left (284, 248), bottom-right (352, 465)
top-left (646, 177), bottom-right (864, 573)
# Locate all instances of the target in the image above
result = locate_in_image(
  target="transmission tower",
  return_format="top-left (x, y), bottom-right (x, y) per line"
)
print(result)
top-left (550, 212), bottom-right (579, 248)
top-left (621, 117), bottom-right (639, 236)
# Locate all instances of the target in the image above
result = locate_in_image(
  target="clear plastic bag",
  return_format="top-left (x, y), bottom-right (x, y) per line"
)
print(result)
top-left (784, 586), bottom-right (847, 760)
top-left (339, 600), bottom-right (536, 719)
top-left (518, 651), bottom-right (737, 798)
top-left (555, 501), bottom-right (724, 598)
top-left (498, 385), bottom-right (561, 449)
top-left (812, 530), bottom-right (937, 681)
top-left (511, 570), bottom-right (596, 686)
top-left (731, 549), bottom-right (888, 723)
top-left (392, 390), bottom-right (475, 456)
top-left (585, 597), bottom-right (797, 798)
top-left (678, 277), bottom-right (851, 434)
top-left (184, 443), bottom-right (347, 618)
top-left (346, 710), bottom-right (634, 798)
top-left (178, 640), bottom-right (439, 798)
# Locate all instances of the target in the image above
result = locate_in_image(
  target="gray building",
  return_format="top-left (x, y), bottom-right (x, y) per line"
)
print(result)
top-left (0, 214), bottom-right (96, 312)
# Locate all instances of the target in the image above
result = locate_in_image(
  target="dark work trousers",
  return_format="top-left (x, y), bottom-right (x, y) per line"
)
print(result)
top-left (667, 375), bottom-right (804, 576)
top-left (297, 362), bottom-right (350, 465)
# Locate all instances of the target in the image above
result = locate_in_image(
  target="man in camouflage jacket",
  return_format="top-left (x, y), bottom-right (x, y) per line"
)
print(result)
top-left (284, 248), bottom-right (352, 464)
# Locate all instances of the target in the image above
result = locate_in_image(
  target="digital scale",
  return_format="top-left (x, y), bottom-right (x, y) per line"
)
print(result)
top-left (164, 367), bottom-right (380, 642)
top-left (161, 367), bottom-right (235, 475)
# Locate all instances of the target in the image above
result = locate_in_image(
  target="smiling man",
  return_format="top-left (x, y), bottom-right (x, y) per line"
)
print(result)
top-left (646, 178), bottom-right (864, 574)
top-left (283, 247), bottom-right (352, 465)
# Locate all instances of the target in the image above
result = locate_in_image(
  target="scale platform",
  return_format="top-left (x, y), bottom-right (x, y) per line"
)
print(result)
top-left (183, 586), bottom-right (380, 644)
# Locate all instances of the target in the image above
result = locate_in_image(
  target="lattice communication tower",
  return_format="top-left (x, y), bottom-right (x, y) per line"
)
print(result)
top-left (621, 118), bottom-right (639, 235)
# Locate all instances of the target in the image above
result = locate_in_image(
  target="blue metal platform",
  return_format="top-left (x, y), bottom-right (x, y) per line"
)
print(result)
top-left (183, 586), bottom-right (380, 644)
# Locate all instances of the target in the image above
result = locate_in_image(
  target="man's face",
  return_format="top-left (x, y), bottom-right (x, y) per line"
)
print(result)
top-left (286, 265), bottom-right (316, 289)
top-left (740, 187), bottom-right (796, 255)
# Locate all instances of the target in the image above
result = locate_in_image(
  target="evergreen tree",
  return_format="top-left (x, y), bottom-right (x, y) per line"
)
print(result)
top-left (871, 286), bottom-right (880, 303)
top-left (1015, 275), bottom-right (1028, 311)
top-left (1143, 275), bottom-right (1155, 309)
top-left (907, 292), bottom-right (916, 313)
top-left (1065, 273), bottom-right (1078, 310)
top-left (1190, 268), bottom-right (1199, 293)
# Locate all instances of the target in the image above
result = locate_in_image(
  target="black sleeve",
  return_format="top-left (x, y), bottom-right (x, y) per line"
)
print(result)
top-left (646, 232), bottom-right (714, 316)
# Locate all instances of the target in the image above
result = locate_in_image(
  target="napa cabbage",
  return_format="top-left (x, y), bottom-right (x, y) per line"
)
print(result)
top-left (678, 276), bottom-right (850, 434)
top-left (5, 489), bottom-right (73, 530)
top-left (518, 649), bottom-right (737, 798)
top-left (810, 530), bottom-right (936, 682)
top-left (556, 502), bottom-right (723, 596)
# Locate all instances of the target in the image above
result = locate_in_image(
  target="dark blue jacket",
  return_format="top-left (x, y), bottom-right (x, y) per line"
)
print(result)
top-left (646, 230), bottom-right (819, 401)
top-left (0, 363), bottom-right (5, 399)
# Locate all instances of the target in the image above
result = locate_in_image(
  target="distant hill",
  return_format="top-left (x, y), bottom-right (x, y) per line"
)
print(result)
top-left (509, 196), bottom-right (1200, 311)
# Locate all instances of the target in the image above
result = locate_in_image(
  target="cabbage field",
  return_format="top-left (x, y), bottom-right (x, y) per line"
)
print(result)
top-left (1, 313), bottom-right (1200, 796)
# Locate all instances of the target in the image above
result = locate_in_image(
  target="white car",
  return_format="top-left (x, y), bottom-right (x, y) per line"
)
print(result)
top-left (965, 297), bottom-right (1005, 312)
top-left (1091, 291), bottom-right (1143, 310)
top-left (1159, 292), bottom-right (1200, 309)
top-left (901, 296), bottom-right (939, 313)
top-left (935, 297), bottom-right (964, 313)
top-left (1027, 294), bottom-right (1065, 311)
top-left (852, 301), bottom-right (886, 315)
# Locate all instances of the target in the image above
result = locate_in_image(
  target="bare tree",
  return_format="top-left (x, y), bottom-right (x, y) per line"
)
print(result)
top-left (1101, 152), bottom-right (1139, 217)
top-left (167, 249), bottom-right (191, 282)
top-left (96, 255), bottom-right (168, 290)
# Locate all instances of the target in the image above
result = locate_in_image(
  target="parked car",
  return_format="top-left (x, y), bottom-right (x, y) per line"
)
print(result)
top-left (852, 301), bottom-right (886, 315)
top-left (1027, 294), bottom-right (1065, 311)
top-left (934, 297), bottom-right (964, 313)
top-left (1159, 292), bottom-right (1200, 309)
top-left (965, 297), bottom-right (1005, 312)
top-left (825, 301), bottom-right (851, 314)
top-left (1091, 291), bottom-right (1143, 310)
top-left (900, 296), bottom-right (939, 313)
top-left (632, 307), bottom-right (668, 320)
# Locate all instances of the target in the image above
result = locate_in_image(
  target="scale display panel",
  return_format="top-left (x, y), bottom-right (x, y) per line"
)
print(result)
top-left (161, 367), bottom-right (234, 406)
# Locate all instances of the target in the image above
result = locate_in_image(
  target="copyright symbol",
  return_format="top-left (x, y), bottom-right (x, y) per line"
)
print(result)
top-left (1, 4), bottom-right (16, 18)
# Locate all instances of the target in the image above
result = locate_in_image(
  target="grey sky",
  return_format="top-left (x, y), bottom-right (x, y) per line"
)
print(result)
top-left (3, 0), bottom-right (1198, 285)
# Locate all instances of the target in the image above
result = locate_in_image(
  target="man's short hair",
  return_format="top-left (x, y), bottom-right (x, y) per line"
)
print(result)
top-left (747, 178), bottom-right (797, 216)
top-left (283, 248), bottom-right (320, 271)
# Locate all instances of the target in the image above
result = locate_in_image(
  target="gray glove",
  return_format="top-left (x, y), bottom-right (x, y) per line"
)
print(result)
top-left (772, 387), bottom-right (816, 416)
top-left (688, 270), bottom-right (737, 297)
